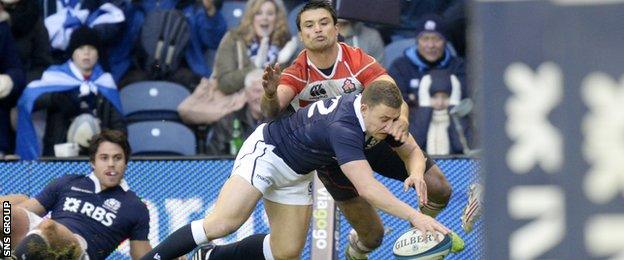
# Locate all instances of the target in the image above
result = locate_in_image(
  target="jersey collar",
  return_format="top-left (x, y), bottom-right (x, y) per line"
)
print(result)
top-left (306, 43), bottom-right (343, 79)
top-left (88, 172), bottom-right (130, 193)
top-left (353, 95), bottom-right (366, 132)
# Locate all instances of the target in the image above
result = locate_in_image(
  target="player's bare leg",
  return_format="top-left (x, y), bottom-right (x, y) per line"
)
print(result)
top-left (336, 197), bottom-right (384, 259)
top-left (4, 207), bottom-right (31, 246)
top-left (0, 194), bottom-right (29, 205)
top-left (202, 175), bottom-right (263, 239)
top-left (264, 199), bottom-right (312, 260)
top-left (142, 175), bottom-right (262, 259)
top-left (422, 165), bottom-right (452, 217)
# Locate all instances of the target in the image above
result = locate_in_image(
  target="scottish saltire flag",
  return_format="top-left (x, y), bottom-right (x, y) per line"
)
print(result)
top-left (16, 61), bottom-right (122, 160)
top-left (45, 2), bottom-right (125, 50)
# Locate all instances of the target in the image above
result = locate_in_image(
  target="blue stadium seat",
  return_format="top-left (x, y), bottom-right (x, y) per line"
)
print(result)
top-left (221, 1), bottom-right (247, 29)
top-left (127, 121), bottom-right (196, 156)
top-left (382, 37), bottom-right (415, 69)
top-left (120, 81), bottom-right (190, 122)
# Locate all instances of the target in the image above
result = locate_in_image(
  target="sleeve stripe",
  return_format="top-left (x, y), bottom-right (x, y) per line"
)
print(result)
top-left (354, 61), bottom-right (378, 77)
top-left (282, 72), bottom-right (307, 83)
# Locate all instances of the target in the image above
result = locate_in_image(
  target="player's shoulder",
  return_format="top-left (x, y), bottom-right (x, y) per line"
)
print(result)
top-left (281, 51), bottom-right (308, 83)
top-left (339, 43), bottom-right (371, 62)
top-left (51, 174), bottom-right (87, 186)
top-left (121, 190), bottom-right (150, 215)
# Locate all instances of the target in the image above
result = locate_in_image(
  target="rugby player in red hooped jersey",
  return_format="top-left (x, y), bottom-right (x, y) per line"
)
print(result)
top-left (261, 1), bottom-right (453, 259)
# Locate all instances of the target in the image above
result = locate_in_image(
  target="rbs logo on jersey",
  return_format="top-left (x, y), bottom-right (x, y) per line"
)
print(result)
top-left (62, 197), bottom-right (116, 226)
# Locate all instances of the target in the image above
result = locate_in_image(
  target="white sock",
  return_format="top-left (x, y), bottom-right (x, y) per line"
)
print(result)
top-left (263, 234), bottom-right (274, 260)
top-left (191, 220), bottom-right (209, 245)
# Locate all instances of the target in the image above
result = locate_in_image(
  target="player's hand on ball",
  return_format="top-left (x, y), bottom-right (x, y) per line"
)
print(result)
top-left (408, 212), bottom-right (450, 238)
top-left (404, 173), bottom-right (427, 205)
top-left (262, 63), bottom-right (281, 97)
top-left (388, 116), bottom-right (409, 143)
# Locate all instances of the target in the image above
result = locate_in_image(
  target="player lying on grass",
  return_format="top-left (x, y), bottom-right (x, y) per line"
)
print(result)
top-left (1, 130), bottom-right (152, 259)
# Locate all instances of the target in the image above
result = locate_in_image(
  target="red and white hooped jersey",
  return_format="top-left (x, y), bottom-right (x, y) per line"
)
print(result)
top-left (280, 43), bottom-right (386, 109)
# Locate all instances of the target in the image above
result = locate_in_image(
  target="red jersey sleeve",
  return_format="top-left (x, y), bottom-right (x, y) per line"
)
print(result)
top-left (279, 52), bottom-right (308, 95)
top-left (345, 44), bottom-right (387, 87)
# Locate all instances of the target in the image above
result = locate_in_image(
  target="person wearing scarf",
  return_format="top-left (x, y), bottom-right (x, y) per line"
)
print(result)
top-left (16, 26), bottom-right (124, 160)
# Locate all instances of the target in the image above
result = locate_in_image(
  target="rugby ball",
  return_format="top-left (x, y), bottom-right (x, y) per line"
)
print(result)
top-left (393, 228), bottom-right (451, 259)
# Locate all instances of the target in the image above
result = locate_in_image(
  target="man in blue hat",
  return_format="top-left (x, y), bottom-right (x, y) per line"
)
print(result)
top-left (388, 14), bottom-right (467, 108)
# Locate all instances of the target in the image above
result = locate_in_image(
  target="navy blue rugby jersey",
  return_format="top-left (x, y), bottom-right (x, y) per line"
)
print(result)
top-left (35, 174), bottom-right (149, 259)
top-left (264, 93), bottom-right (401, 174)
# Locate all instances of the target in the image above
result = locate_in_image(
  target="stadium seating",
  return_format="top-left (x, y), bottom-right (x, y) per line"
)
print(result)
top-left (127, 121), bottom-right (197, 156)
top-left (221, 1), bottom-right (247, 29)
top-left (120, 81), bottom-right (190, 123)
top-left (382, 37), bottom-right (416, 69)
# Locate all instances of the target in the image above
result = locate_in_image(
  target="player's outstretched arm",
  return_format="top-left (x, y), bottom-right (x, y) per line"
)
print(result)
top-left (340, 160), bottom-right (449, 235)
top-left (393, 134), bottom-right (428, 205)
top-left (261, 64), bottom-right (296, 119)
top-left (130, 240), bottom-right (152, 260)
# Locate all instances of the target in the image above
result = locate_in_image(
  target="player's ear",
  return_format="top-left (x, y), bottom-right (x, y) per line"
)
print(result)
top-left (361, 103), bottom-right (368, 114)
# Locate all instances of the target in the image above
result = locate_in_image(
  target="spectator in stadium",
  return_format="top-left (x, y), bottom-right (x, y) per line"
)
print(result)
top-left (44, 0), bottom-right (126, 66)
top-left (141, 81), bottom-right (453, 260)
top-left (189, 2), bottom-right (453, 259)
top-left (0, 17), bottom-right (26, 158)
top-left (1, 0), bottom-right (53, 83)
top-left (1, 130), bottom-right (152, 259)
top-left (205, 69), bottom-right (269, 155)
top-left (182, 0), bottom-right (227, 79)
top-left (213, 0), bottom-right (298, 94)
top-left (388, 14), bottom-right (466, 108)
top-left (410, 69), bottom-right (472, 155)
top-left (16, 26), bottom-right (125, 160)
top-left (336, 19), bottom-right (385, 62)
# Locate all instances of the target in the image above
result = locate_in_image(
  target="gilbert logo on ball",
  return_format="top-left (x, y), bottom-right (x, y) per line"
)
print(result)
top-left (393, 228), bottom-right (451, 259)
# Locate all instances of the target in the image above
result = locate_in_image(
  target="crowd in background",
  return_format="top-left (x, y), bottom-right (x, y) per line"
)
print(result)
top-left (0, 0), bottom-right (475, 160)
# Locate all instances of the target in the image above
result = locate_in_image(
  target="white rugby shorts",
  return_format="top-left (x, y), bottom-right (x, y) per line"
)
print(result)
top-left (232, 123), bottom-right (313, 205)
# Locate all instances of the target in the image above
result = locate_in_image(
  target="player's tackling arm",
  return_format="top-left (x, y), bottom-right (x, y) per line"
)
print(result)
top-left (261, 64), bottom-right (296, 119)
top-left (261, 84), bottom-right (295, 119)
top-left (340, 160), bottom-right (449, 234)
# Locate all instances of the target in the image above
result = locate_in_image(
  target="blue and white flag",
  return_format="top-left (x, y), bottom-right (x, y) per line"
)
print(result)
top-left (16, 61), bottom-right (122, 160)
top-left (45, 2), bottom-right (125, 50)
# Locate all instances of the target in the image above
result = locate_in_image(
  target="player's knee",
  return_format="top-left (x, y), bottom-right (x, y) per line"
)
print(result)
top-left (202, 216), bottom-right (242, 237)
top-left (426, 168), bottom-right (452, 203)
top-left (356, 225), bottom-right (384, 250)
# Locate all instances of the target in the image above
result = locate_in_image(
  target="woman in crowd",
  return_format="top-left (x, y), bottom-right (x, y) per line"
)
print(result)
top-left (213, 0), bottom-right (297, 94)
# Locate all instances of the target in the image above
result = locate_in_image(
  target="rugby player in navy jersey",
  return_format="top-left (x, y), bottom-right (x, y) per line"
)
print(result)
top-left (141, 81), bottom-right (450, 260)
top-left (257, 2), bottom-right (454, 259)
top-left (1, 130), bottom-right (152, 259)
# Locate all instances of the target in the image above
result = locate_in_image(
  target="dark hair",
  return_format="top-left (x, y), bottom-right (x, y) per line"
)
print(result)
top-left (296, 1), bottom-right (337, 32)
top-left (362, 81), bottom-right (403, 109)
top-left (88, 130), bottom-right (131, 163)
